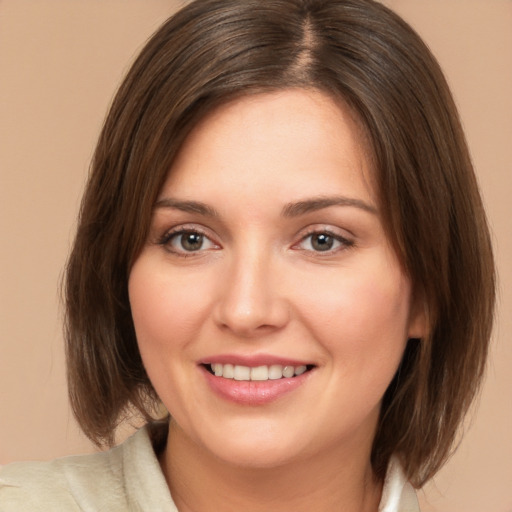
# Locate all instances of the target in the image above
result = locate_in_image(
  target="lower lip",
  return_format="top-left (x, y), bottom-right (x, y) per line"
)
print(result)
top-left (200, 366), bottom-right (312, 405)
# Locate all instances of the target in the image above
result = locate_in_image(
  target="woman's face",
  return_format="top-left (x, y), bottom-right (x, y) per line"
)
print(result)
top-left (129, 89), bottom-right (425, 468)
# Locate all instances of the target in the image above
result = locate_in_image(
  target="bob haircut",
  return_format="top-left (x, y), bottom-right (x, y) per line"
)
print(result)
top-left (65, 0), bottom-right (495, 487)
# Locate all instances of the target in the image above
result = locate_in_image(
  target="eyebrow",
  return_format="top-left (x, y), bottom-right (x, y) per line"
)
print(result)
top-left (154, 195), bottom-right (377, 218)
top-left (282, 196), bottom-right (377, 217)
top-left (154, 198), bottom-right (220, 217)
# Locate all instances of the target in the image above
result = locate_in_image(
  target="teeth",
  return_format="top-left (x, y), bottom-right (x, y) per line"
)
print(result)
top-left (222, 364), bottom-right (234, 379)
top-left (234, 365), bottom-right (251, 380)
top-left (208, 363), bottom-right (310, 381)
top-left (294, 365), bottom-right (307, 376)
top-left (282, 366), bottom-right (294, 378)
top-left (268, 365), bottom-right (283, 380)
top-left (250, 365), bottom-right (269, 381)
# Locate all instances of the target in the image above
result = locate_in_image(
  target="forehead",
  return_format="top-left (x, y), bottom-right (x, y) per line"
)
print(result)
top-left (160, 88), bottom-right (377, 207)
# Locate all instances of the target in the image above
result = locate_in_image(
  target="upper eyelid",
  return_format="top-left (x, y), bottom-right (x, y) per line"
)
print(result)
top-left (159, 223), bottom-right (214, 238)
top-left (297, 231), bottom-right (353, 245)
top-left (157, 227), bottom-right (220, 257)
top-left (297, 224), bottom-right (355, 240)
top-left (151, 214), bottom-right (223, 238)
top-left (293, 227), bottom-right (355, 251)
top-left (154, 224), bottom-right (217, 248)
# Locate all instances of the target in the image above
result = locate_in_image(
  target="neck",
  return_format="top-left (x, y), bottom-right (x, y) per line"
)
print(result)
top-left (160, 421), bottom-right (382, 512)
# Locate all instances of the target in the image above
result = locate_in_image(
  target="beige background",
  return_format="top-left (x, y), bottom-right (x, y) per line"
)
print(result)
top-left (0, 1), bottom-right (510, 511)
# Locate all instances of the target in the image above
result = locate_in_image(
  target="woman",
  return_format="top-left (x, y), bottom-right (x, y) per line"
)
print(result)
top-left (0, 0), bottom-right (495, 510)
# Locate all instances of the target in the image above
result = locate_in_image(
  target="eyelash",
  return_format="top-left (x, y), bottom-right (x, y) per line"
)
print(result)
top-left (294, 229), bottom-right (355, 254)
top-left (156, 226), bottom-right (354, 257)
top-left (157, 226), bottom-right (219, 257)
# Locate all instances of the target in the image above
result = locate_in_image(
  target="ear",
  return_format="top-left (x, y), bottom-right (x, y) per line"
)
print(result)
top-left (407, 289), bottom-right (428, 340)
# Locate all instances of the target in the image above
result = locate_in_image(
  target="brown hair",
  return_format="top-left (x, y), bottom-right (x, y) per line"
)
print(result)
top-left (65, 0), bottom-right (495, 487)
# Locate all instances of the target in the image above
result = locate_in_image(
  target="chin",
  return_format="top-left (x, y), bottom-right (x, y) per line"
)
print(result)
top-left (197, 423), bottom-right (309, 469)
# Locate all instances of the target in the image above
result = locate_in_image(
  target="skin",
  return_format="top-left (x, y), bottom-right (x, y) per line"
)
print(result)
top-left (129, 89), bottom-right (426, 512)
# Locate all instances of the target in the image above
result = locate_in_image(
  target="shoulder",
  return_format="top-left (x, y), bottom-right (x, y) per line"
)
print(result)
top-left (0, 425), bottom-right (175, 511)
top-left (0, 444), bottom-right (126, 511)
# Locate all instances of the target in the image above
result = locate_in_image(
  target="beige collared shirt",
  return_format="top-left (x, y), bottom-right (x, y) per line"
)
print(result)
top-left (0, 426), bottom-right (420, 511)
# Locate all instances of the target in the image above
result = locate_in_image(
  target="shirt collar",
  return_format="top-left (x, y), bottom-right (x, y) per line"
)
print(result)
top-left (379, 457), bottom-right (420, 512)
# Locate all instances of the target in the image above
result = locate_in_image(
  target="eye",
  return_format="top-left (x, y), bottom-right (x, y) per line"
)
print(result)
top-left (296, 230), bottom-right (353, 253)
top-left (160, 229), bottom-right (218, 255)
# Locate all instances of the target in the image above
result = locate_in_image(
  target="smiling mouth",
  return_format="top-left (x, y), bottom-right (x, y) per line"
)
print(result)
top-left (203, 363), bottom-right (315, 381)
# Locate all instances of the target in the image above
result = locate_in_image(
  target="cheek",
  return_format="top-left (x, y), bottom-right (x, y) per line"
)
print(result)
top-left (128, 256), bottom-right (217, 415)
top-left (128, 258), bottom-right (213, 370)
top-left (294, 257), bottom-right (412, 372)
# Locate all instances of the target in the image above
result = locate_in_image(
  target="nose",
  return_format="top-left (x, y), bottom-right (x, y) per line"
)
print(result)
top-left (213, 249), bottom-right (290, 338)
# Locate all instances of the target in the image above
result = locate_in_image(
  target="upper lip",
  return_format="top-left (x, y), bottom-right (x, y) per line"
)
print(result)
top-left (199, 354), bottom-right (314, 367)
